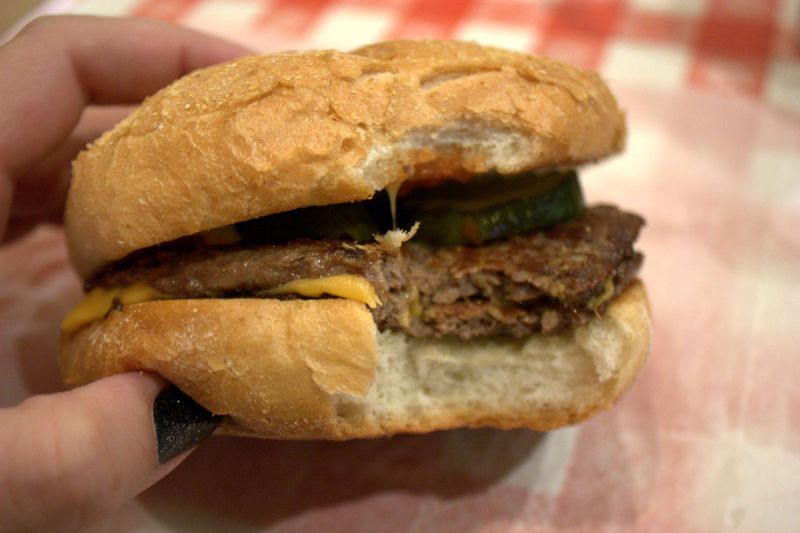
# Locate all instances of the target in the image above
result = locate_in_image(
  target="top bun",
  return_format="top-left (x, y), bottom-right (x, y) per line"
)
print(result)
top-left (66, 40), bottom-right (625, 279)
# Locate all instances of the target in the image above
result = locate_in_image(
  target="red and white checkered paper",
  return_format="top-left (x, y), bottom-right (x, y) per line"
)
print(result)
top-left (1, 1), bottom-right (799, 531)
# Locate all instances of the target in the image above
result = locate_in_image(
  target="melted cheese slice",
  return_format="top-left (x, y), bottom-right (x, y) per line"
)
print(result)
top-left (267, 275), bottom-right (381, 309)
top-left (62, 275), bottom-right (380, 334)
top-left (61, 283), bottom-right (162, 333)
top-left (588, 278), bottom-right (615, 311)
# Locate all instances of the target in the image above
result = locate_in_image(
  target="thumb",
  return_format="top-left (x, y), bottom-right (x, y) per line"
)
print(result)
top-left (0, 372), bottom-right (219, 531)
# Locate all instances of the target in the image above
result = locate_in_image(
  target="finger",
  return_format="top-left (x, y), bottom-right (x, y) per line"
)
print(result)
top-left (0, 16), bottom-right (252, 239)
top-left (0, 373), bottom-right (212, 531)
top-left (3, 106), bottom-right (133, 242)
top-left (0, 15), bottom-right (251, 175)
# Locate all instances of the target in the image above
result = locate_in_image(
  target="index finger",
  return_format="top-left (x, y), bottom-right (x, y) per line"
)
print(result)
top-left (0, 15), bottom-right (252, 176)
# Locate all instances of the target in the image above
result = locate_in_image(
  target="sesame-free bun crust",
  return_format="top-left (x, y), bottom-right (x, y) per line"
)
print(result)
top-left (66, 40), bottom-right (625, 279)
top-left (59, 282), bottom-right (650, 439)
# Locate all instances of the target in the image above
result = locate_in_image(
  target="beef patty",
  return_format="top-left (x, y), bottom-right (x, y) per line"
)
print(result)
top-left (91, 205), bottom-right (644, 339)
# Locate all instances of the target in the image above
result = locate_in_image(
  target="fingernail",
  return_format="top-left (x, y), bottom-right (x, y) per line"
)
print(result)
top-left (153, 385), bottom-right (222, 464)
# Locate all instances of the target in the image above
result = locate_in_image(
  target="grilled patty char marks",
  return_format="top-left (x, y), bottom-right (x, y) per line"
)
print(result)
top-left (91, 205), bottom-right (644, 339)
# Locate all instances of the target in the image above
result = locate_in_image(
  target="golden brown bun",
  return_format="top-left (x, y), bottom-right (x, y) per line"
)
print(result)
top-left (59, 281), bottom-right (650, 439)
top-left (66, 40), bottom-right (625, 279)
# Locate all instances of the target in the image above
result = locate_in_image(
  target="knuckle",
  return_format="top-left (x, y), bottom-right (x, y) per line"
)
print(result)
top-left (19, 15), bottom-right (60, 37)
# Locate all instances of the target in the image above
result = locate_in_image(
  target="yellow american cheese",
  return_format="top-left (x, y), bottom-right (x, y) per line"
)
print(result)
top-left (267, 275), bottom-right (381, 309)
top-left (61, 275), bottom-right (380, 334)
top-left (588, 278), bottom-right (615, 311)
top-left (61, 282), bottom-right (162, 333)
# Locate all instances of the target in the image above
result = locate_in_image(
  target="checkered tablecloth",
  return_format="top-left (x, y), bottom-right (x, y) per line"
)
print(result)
top-left (1, 1), bottom-right (799, 531)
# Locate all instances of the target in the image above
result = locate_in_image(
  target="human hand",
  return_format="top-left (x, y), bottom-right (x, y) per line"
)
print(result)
top-left (0, 16), bottom-right (250, 531)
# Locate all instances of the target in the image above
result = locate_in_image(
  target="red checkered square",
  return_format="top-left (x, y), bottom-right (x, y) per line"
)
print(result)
top-left (534, 0), bottom-right (624, 69)
top-left (387, 0), bottom-right (475, 39)
top-left (617, 11), bottom-right (698, 43)
top-left (694, 14), bottom-right (773, 62)
top-left (342, 0), bottom-right (411, 7)
top-left (772, 28), bottom-right (800, 60)
top-left (253, 0), bottom-right (334, 35)
top-left (705, 0), bottom-right (779, 22)
top-left (469, 0), bottom-right (551, 29)
top-left (687, 8), bottom-right (774, 96)
top-left (547, 0), bottom-right (624, 38)
top-left (537, 34), bottom-right (608, 69)
top-left (688, 55), bottom-right (765, 97)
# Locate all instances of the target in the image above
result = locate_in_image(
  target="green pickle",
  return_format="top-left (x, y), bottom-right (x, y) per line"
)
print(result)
top-left (236, 202), bottom-right (382, 243)
top-left (402, 170), bottom-right (585, 246)
top-left (230, 169), bottom-right (584, 246)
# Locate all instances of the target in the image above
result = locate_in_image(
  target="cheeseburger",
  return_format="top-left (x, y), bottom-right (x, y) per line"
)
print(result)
top-left (59, 40), bottom-right (650, 439)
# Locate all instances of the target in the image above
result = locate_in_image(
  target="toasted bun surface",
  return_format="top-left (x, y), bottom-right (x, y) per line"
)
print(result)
top-left (59, 282), bottom-right (649, 439)
top-left (67, 40), bottom-right (625, 279)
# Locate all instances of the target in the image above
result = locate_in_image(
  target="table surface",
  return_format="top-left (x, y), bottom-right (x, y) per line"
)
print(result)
top-left (1, 1), bottom-right (799, 531)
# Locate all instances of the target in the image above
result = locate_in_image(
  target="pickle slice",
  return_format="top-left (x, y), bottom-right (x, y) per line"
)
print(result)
top-left (402, 172), bottom-right (584, 245)
top-left (230, 170), bottom-right (583, 246)
top-left (236, 202), bottom-right (381, 243)
top-left (403, 169), bottom-right (574, 212)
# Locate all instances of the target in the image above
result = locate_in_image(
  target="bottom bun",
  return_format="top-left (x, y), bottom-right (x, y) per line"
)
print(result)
top-left (59, 281), bottom-right (650, 439)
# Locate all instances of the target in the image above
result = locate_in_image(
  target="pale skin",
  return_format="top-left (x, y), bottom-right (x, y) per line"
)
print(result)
top-left (0, 16), bottom-right (251, 530)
